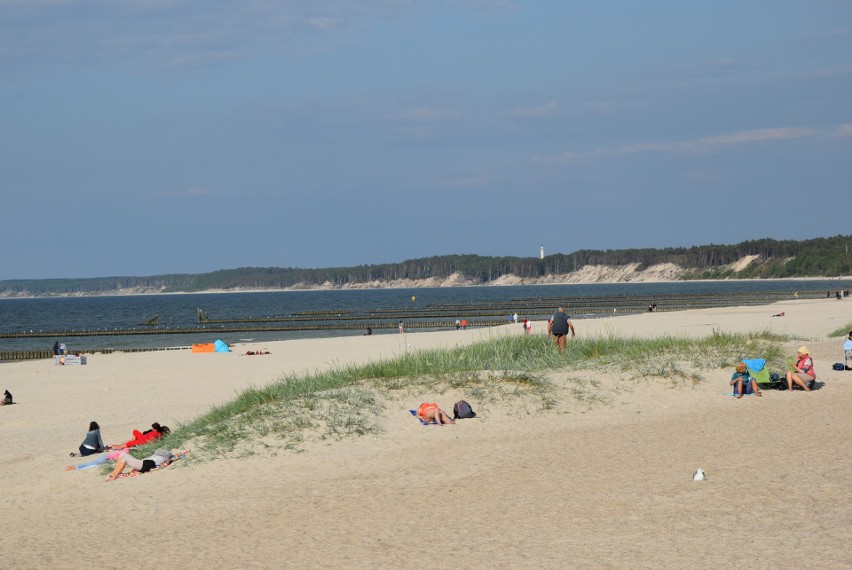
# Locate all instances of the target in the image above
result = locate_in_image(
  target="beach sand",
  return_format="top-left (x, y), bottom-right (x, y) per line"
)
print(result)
top-left (1, 299), bottom-right (850, 569)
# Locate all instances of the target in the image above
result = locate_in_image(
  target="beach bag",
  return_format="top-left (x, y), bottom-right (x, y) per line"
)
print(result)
top-left (453, 400), bottom-right (476, 419)
top-left (770, 372), bottom-right (787, 390)
top-left (832, 363), bottom-right (845, 371)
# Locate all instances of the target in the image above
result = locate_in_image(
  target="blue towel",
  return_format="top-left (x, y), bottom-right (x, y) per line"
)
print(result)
top-left (742, 358), bottom-right (766, 372)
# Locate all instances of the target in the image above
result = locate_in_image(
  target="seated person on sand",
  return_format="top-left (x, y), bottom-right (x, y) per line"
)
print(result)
top-left (843, 331), bottom-right (852, 353)
top-left (71, 421), bottom-right (106, 457)
top-left (105, 448), bottom-right (175, 482)
top-left (109, 422), bottom-right (170, 449)
top-left (417, 402), bottom-right (455, 425)
top-left (786, 346), bottom-right (815, 392)
top-left (1, 390), bottom-right (13, 406)
top-left (65, 447), bottom-right (127, 471)
top-left (730, 362), bottom-right (761, 398)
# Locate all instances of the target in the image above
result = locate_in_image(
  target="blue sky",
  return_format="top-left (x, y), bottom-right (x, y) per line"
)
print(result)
top-left (1, 1), bottom-right (850, 280)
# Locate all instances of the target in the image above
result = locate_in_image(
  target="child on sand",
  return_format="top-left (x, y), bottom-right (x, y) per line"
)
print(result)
top-left (731, 362), bottom-right (761, 398)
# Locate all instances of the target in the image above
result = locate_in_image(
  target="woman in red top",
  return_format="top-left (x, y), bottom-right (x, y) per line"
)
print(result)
top-left (110, 422), bottom-right (170, 449)
top-left (786, 346), bottom-right (815, 391)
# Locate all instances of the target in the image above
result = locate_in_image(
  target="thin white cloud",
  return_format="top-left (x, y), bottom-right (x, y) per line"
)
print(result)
top-left (149, 185), bottom-right (209, 198)
top-left (438, 173), bottom-right (494, 187)
top-left (802, 64), bottom-right (852, 78)
top-left (502, 100), bottom-right (559, 117)
top-left (392, 107), bottom-right (461, 121)
top-left (833, 124), bottom-right (852, 137)
top-left (617, 127), bottom-right (817, 154)
top-left (538, 125), bottom-right (832, 164)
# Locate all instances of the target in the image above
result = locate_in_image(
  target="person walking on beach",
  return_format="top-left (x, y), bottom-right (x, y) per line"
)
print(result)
top-left (547, 307), bottom-right (575, 351)
top-left (398, 322), bottom-right (405, 334)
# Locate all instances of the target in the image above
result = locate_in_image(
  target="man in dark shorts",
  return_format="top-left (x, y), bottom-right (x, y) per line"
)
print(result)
top-left (547, 307), bottom-right (575, 351)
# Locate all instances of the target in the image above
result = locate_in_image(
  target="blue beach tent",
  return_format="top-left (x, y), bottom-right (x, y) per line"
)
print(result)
top-left (213, 339), bottom-right (231, 353)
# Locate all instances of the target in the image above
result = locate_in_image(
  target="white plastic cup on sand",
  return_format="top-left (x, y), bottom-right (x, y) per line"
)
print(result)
top-left (692, 468), bottom-right (707, 481)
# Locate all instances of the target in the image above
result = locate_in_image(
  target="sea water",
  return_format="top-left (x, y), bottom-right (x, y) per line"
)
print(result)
top-left (0, 280), bottom-right (848, 353)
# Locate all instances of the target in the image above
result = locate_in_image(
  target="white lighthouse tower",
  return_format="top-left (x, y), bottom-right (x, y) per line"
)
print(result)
top-left (540, 245), bottom-right (544, 260)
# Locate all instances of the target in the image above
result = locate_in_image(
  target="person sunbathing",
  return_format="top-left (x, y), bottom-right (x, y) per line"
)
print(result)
top-left (730, 362), bottom-right (761, 398)
top-left (65, 448), bottom-right (127, 471)
top-left (417, 402), bottom-right (455, 425)
top-left (108, 422), bottom-right (170, 449)
top-left (105, 448), bottom-right (175, 482)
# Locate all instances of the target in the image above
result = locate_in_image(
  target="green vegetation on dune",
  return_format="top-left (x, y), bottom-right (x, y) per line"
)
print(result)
top-left (828, 322), bottom-right (852, 338)
top-left (142, 330), bottom-right (790, 461)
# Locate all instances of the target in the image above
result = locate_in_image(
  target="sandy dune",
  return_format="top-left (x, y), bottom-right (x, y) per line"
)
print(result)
top-left (1, 298), bottom-right (850, 569)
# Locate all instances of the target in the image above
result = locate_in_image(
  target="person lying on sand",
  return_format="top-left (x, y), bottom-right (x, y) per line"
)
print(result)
top-left (730, 362), bottom-right (761, 398)
top-left (105, 449), bottom-right (174, 482)
top-left (417, 402), bottom-right (455, 425)
top-left (65, 448), bottom-right (127, 471)
top-left (108, 422), bottom-right (170, 449)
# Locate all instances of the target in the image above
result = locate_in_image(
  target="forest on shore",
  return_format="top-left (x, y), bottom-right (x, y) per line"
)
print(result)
top-left (2, 235), bottom-right (851, 296)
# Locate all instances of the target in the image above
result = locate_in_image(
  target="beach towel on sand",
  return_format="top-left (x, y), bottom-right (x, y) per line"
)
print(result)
top-left (115, 451), bottom-right (190, 480)
top-left (409, 410), bottom-right (437, 426)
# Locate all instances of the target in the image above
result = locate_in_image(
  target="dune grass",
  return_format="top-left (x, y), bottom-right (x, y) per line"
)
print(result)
top-left (828, 322), bottom-right (852, 338)
top-left (144, 330), bottom-right (788, 460)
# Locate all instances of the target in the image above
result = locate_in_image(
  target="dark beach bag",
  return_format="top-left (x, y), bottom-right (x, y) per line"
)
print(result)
top-left (453, 400), bottom-right (476, 419)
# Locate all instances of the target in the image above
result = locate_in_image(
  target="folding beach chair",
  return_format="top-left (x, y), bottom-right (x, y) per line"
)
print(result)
top-left (845, 348), bottom-right (852, 371)
top-left (743, 358), bottom-right (784, 390)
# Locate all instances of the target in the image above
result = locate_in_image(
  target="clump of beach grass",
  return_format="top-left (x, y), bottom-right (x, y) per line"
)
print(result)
top-left (140, 329), bottom-right (788, 461)
top-left (828, 322), bottom-right (852, 338)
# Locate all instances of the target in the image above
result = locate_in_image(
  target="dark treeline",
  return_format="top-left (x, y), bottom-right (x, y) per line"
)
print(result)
top-left (2, 235), bottom-right (850, 296)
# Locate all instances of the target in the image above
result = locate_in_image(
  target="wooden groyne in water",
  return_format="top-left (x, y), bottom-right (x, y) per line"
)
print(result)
top-left (1, 288), bottom-right (844, 361)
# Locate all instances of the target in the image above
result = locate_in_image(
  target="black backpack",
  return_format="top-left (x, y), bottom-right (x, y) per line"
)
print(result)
top-left (453, 400), bottom-right (476, 419)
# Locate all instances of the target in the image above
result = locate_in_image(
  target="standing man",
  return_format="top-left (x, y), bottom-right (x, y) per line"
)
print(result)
top-left (547, 307), bottom-right (575, 351)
